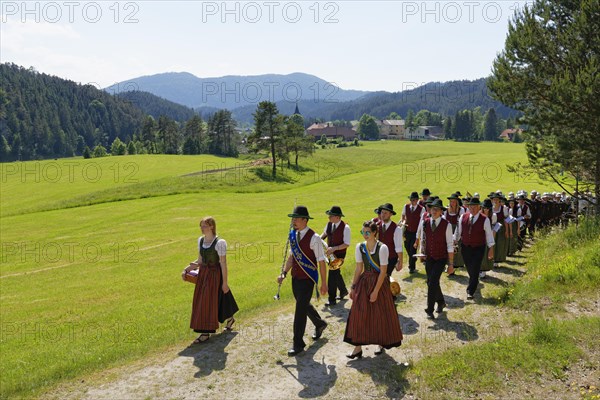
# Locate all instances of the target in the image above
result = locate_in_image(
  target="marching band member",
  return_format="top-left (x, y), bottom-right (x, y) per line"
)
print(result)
top-left (321, 206), bottom-right (351, 306)
top-left (419, 188), bottom-right (431, 207)
top-left (454, 198), bottom-right (495, 300)
top-left (276, 206), bottom-right (328, 356)
top-left (376, 203), bottom-right (404, 277)
top-left (480, 199), bottom-right (496, 279)
top-left (444, 193), bottom-right (465, 273)
top-left (417, 199), bottom-right (455, 319)
top-left (401, 192), bottom-right (425, 274)
top-left (344, 220), bottom-right (403, 358)
top-left (491, 192), bottom-right (509, 267)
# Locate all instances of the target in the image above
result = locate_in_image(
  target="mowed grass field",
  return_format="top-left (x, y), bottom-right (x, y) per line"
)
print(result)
top-left (0, 141), bottom-right (556, 398)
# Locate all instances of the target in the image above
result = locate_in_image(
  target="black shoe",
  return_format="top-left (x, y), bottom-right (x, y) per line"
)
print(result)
top-left (312, 322), bottom-right (328, 340)
top-left (466, 293), bottom-right (474, 300)
top-left (425, 308), bottom-right (435, 319)
top-left (324, 301), bottom-right (336, 307)
top-left (374, 346), bottom-right (385, 355)
top-left (436, 303), bottom-right (447, 313)
top-left (409, 269), bottom-right (417, 274)
top-left (346, 350), bottom-right (363, 359)
top-left (287, 348), bottom-right (304, 356)
top-left (336, 291), bottom-right (349, 300)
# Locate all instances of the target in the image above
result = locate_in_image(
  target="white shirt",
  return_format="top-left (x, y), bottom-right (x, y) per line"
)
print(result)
top-left (381, 220), bottom-right (403, 253)
top-left (322, 222), bottom-right (351, 246)
top-left (291, 226), bottom-right (326, 262)
top-left (354, 242), bottom-right (389, 267)
top-left (453, 212), bottom-right (496, 248)
top-left (416, 216), bottom-right (455, 254)
top-left (198, 237), bottom-right (227, 257)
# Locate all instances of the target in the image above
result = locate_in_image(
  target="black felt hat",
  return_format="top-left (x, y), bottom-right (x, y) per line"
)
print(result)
top-left (288, 205), bottom-right (313, 219)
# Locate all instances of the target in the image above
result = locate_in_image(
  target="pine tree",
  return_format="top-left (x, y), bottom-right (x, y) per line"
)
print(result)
top-left (483, 108), bottom-right (498, 141)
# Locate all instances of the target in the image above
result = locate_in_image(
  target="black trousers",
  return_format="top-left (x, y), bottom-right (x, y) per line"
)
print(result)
top-left (292, 278), bottom-right (326, 350)
top-left (386, 257), bottom-right (398, 277)
top-left (404, 231), bottom-right (418, 270)
top-left (327, 268), bottom-right (348, 302)
top-left (425, 257), bottom-right (447, 312)
top-left (461, 244), bottom-right (486, 295)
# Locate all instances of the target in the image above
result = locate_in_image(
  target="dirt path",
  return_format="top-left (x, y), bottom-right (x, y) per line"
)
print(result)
top-left (48, 244), bottom-right (575, 400)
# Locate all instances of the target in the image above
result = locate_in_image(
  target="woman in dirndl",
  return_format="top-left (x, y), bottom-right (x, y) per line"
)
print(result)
top-left (491, 193), bottom-right (509, 266)
top-left (344, 220), bottom-right (403, 358)
top-left (182, 216), bottom-right (239, 343)
top-left (507, 195), bottom-right (520, 255)
top-left (479, 199), bottom-right (496, 279)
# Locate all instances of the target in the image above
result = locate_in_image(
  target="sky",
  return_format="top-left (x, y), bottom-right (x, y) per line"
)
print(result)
top-left (1, 0), bottom-right (531, 92)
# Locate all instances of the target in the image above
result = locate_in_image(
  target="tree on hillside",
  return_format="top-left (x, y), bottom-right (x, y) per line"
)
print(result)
top-left (405, 109), bottom-right (415, 129)
top-left (387, 112), bottom-right (402, 120)
top-left (443, 117), bottom-right (453, 140)
top-left (157, 116), bottom-right (181, 154)
top-left (284, 114), bottom-right (314, 168)
top-left (483, 108), bottom-right (499, 141)
top-left (489, 0), bottom-right (600, 212)
top-left (183, 115), bottom-right (206, 155)
top-left (357, 114), bottom-right (379, 140)
top-left (207, 110), bottom-right (239, 157)
top-left (141, 116), bottom-right (157, 154)
top-left (250, 101), bottom-right (283, 178)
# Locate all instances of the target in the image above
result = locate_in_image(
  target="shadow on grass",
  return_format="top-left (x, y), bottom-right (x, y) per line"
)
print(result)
top-left (427, 316), bottom-right (479, 342)
top-left (493, 265), bottom-right (526, 278)
top-left (277, 339), bottom-right (337, 398)
top-left (179, 331), bottom-right (238, 378)
top-left (253, 167), bottom-right (296, 183)
top-left (346, 351), bottom-right (411, 398)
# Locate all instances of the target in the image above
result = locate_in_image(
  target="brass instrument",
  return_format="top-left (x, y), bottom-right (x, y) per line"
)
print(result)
top-left (322, 239), bottom-right (344, 270)
top-left (390, 276), bottom-right (401, 296)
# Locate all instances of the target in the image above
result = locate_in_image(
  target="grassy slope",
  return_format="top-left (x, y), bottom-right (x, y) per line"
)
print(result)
top-left (406, 218), bottom-right (600, 399)
top-left (0, 141), bottom-right (558, 398)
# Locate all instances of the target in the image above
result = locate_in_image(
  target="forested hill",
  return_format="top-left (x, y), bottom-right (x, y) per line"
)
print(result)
top-left (117, 91), bottom-right (197, 121)
top-left (228, 78), bottom-right (517, 124)
top-left (0, 63), bottom-right (146, 161)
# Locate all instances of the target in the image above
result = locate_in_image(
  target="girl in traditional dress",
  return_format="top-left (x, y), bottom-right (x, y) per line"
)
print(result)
top-left (491, 193), bottom-right (509, 267)
top-left (507, 196), bottom-right (520, 255)
top-left (182, 216), bottom-right (238, 343)
top-left (344, 221), bottom-right (403, 358)
top-left (480, 199), bottom-right (496, 279)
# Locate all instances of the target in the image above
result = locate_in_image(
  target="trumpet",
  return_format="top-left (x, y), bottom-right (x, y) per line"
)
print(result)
top-left (322, 239), bottom-right (344, 270)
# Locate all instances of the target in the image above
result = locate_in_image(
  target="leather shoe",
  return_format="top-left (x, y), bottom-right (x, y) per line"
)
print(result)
top-left (424, 308), bottom-right (435, 319)
top-left (287, 348), bottom-right (304, 356)
top-left (324, 301), bottom-right (336, 306)
top-left (312, 323), bottom-right (327, 340)
top-left (346, 350), bottom-right (363, 359)
top-left (336, 291), bottom-right (349, 300)
top-left (436, 303), bottom-right (447, 313)
top-left (466, 293), bottom-right (474, 300)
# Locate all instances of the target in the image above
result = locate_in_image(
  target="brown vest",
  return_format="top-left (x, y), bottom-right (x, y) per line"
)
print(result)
top-left (424, 218), bottom-right (449, 260)
top-left (404, 203), bottom-right (423, 233)
top-left (460, 213), bottom-right (487, 247)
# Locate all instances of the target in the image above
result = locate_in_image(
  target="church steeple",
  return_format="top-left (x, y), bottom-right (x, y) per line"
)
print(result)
top-left (293, 102), bottom-right (301, 115)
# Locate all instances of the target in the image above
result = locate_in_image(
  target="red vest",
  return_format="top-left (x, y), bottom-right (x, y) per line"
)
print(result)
top-left (460, 213), bottom-right (487, 246)
top-left (493, 206), bottom-right (506, 224)
top-left (379, 221), bottom-right (397, 259)
top-left (326, 221), bottom-right (347, 259)
top-left (444, 210), bottom-right (460, 226)
top-left (291, 228), bottom-right (317, 280)
top-left (424, 217), bottom-right (449, 260)
top-left (404, 203), bottom-right (423, 233)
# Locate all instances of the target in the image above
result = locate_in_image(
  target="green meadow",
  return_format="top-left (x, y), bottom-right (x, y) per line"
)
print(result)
top-left (1, 141), bottom-right (557, 398)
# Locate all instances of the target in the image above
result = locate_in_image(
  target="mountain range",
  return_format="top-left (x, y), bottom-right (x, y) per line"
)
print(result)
top-left (107, 72), bottom-right (517, 124)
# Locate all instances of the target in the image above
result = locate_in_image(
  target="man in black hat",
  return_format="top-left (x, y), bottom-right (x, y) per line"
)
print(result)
top-left (277, 206), bottom-right (328, 356)
top-left (454, 198), bottom-right (495, 300)
top-left (417, 199), bottom-right (454, 319)
top-left (419, 188), bottom-right (431, 207)
top-left (321, 206), bottom-right (350, 306)
top-left (376, 203), bottom-right (404, 279)
top-left (401, 192), bottom-right (425, 273)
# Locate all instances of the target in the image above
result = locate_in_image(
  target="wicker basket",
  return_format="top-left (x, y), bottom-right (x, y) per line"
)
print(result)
top-left (184, 269), bottom-right (198, 284)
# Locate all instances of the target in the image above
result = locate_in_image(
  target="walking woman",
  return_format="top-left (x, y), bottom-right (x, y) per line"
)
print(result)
top-left (344, 221), bottom-right (403, 358)
top-left (182, 216), bottom-right (238, 343)
top-left (479, 199), bottom-right (496, 279)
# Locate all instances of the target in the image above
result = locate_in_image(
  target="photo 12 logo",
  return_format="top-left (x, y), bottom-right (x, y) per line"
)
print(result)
top-left (400, 1), bottom-right (528, 24)
top-left (200, 1), bottom-right (340, 24)
top-left (1, 1), bottom-right (140, 24)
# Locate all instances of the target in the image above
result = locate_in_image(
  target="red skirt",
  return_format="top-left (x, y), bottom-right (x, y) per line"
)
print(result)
top-left (344, 271), bottom-right (403, 348)
top-left (190, 263), bottom-right (239, 333)
top-left (190, 264), bottom-right (221, 333)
